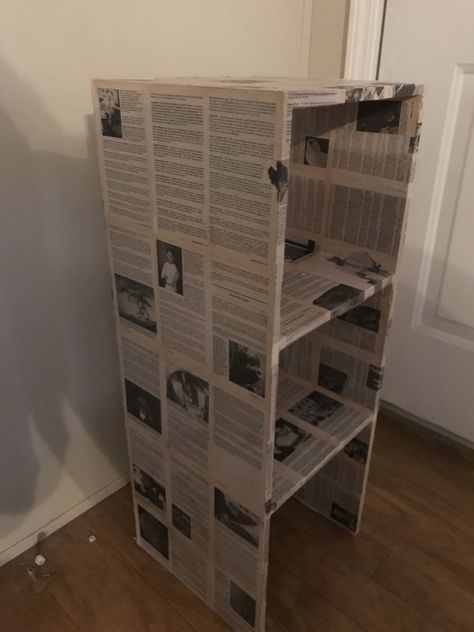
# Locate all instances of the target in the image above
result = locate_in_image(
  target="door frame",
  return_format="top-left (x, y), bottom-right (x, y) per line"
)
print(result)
top-left (344, 0), bottom-right (385, 80)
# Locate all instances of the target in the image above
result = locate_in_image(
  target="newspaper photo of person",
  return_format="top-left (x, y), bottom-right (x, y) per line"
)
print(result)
top-left (214, 488), bottom-right (259, 547)
top-left (114, 273), bottom-right (157, 333)
top-left (274, 418), bottom-right (311, 462)
top-left (138, 505), bottom-right (169, 559)
top-left (304, 136), bottom-right (329, 167)
top-left (167, 369), bottom-right (209, 423)
top-left (157, 240), bottom-right (183, 295)
top-left (230, 582), bottom-right (256, 627)
top-left (229, 341), bottom-right (265, 397)
top-left (125, 378), bottom-right (161, 434)
top-left (289, 390), bottom-right (343, 425)
top-left (367, 364), bottom-right (384, 391)
top-left (172, 504), bottom-right (192, 539)
top-left (98, 88), bottom-right (122, 138)
top-left (132, 464), bottom-right (166, 510)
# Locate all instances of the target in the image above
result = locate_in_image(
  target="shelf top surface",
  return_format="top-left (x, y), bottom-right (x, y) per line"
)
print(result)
top-left (278, 248), bottom-right (393, 350)
top-left (94, 77), bottom-right (423, 103)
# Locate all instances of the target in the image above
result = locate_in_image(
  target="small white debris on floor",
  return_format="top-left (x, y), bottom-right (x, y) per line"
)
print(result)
top-left (34, 554), bottom-right (46, 567)
top-left (88, 534), bottom-right (96, 543)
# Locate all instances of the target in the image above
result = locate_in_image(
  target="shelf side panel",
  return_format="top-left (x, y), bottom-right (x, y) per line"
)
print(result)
top-left (93, 78), bottom-right (288, 632)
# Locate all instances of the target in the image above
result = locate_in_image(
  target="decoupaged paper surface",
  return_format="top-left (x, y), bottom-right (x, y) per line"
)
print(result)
top-left (94, 78), bottom-right (422, 631)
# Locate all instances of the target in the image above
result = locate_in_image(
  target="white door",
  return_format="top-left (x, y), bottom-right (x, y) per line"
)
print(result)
top-left (379, 0), bottom-right (474, 442)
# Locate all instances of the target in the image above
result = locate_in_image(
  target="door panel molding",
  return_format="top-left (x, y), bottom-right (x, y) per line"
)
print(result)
top-left (413, 64), bottom-right (474, 342)
top-left (436, 66), bottom-right (474, 328)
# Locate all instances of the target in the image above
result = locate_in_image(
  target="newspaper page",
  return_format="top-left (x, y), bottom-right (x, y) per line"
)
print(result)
top-left (151, 90), bottom-right (207, 245)
top-left (108, 222), bottom-right (158, 340)
top-left (157, 241), bottom-right (208, 366)
top-left (96, 86), bottom-right (152, 228)
top-left (121, 334), bottom-right (161, 435)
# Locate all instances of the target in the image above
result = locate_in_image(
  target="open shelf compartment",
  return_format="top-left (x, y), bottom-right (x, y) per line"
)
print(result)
top-left (279, 247), bottom-right (393, 350)
top-left (269, 372), bottom-right (373, 514)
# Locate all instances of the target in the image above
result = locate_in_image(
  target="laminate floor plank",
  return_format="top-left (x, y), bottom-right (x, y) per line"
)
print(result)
top-left (270, 511), bottom-right (446, 632)
top-left (266, 558), bottom-right (366, 632)
top-left (374, 547), bottom-right (474, 632)
top-left (276, 498), bottom-right (391, 577)
top-left (83, 489), bottom-right (229, 632)
top-left (362, 472), bottom-right (474, 589)
top-left (370, 417), bottom-right (474, 522)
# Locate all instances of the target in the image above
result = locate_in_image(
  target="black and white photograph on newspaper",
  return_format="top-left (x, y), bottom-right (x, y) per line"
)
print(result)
top-left (331, 502), bottom-right (358, 532)
top-left (344, 437), bottom-right (369, 464)
top-left (367, 364), bottom-right (384, 391)
top-left (138, 505), bottom-right (169, 559)
top-left (313, 284), bottom-right (362, 311)
top-left (214, 488), bottom-right (259, 547)
top-left (356, 99), bottom-right (402, 134)
top-left (133, 464), bottom-right (166, 510)
top-left (326, 252), bottom-right (390, 286)
top-left (230, 581), bottom-right (257, 627)
top-left (166, 368), bottom-right (209, 423)
top-left (172, 504), bottom-right (192, 539)
top-left (317, 363), bottom-right (348, 395)
top-left (327, 84), bottom-right (385, 102)
top-left (125, 378), bottom-right (162, 434)
top-left (304, 136), bottom-right (329, 167)
top-left (229, 341), bottom-right (265, 397)
top-left (115, 273), bottom-right (157, 332)
top-left (289, 390), bottom-right (343, 425)
top-left (98, 88), bottom-right (122, 138)
top-left (338, 304), bottom-right (381, 332)
top-left (157, 240), bottom-right (183, 295)
top-left (274, 418), bottom-right (311, 462)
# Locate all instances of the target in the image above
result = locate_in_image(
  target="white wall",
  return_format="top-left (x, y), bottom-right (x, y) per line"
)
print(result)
top-left (308, 0), bottom-right (349, 78)
top-left (0, 0), bottom-right (317, 565)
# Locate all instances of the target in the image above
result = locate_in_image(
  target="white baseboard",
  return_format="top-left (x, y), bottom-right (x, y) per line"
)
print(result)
top-left (380, 400), bottom-right (474, 457)
top-left (0, 474), bottom-right (129, 567)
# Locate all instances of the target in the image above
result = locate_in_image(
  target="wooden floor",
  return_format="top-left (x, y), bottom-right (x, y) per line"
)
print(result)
top-left (2, 416), bottom-right (473, 632)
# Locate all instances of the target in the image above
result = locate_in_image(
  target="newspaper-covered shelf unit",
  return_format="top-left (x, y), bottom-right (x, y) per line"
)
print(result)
top-left (93, 77), bottom-right (422, 632)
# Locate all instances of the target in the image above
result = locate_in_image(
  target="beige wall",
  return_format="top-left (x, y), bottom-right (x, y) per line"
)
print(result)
top-left (0, 0), bottom-right (317, 565)
top-left (309, 0), bottom-right (350, 78)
